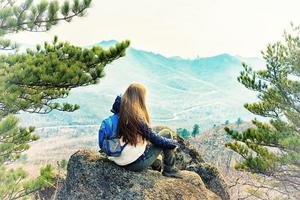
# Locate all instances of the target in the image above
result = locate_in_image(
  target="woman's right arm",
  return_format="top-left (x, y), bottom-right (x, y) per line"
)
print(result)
top-left (139, 123), bottom-right (178, 149)
top-left (114, 95), bottom-right (178, 149)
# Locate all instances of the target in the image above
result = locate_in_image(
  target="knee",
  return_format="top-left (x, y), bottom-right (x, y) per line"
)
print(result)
top-left (158, 129), bottom-right (174, 139)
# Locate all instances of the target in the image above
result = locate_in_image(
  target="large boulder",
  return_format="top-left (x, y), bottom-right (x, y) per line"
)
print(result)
top-left (57, 126), bottom-right (230, 200)
top-left (153, 126), bottom-right (230, 200)
top-left (56, 150), bottom-right (220, 200)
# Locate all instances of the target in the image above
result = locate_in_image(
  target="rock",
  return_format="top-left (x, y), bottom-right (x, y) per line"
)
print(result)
top-left (56, 150), bottom-right (221, 200)
top-left (186, 164), bottom-right (230, 200)
top-left (57, 126), bottom-right (230, 200)
top-left (153, 126), bottom-right (230, 200)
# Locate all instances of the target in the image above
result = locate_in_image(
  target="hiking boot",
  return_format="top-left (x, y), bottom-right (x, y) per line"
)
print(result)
top-left (151, 159), bottom-right (162, 172)
top-left (162, 168), bottom-right (183, 179)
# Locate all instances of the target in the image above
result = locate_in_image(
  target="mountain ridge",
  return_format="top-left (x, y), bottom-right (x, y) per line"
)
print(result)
top-left (18, 40), bottom-right (262, 130)
top-left (97, 40), bottom-right (241, 64)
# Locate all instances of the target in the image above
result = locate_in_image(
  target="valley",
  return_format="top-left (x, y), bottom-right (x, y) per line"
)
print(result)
top-left (18, 41), bottom-right (262, 130)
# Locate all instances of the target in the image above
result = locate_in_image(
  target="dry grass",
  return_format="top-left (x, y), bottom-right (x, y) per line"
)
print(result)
top-left (11, 126), bottom-right (98, 177)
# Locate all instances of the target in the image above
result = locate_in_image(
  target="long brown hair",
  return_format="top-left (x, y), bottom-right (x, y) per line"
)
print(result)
top-left (117, 83), bottom-right (150, 146)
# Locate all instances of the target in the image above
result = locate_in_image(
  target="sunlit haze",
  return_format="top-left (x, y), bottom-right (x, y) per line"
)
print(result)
top-left (8, 0), bottom-right (300, 58)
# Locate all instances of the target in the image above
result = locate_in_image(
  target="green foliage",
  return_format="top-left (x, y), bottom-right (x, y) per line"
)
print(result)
top-left (59, 159), bottom-right (68, 170)
top-left (236, 117), bottom-right (243, 127)
top-left (0, 0), bottom-right (130, 199)
top-left (23, 164), bottom-right (55, 193)
top-left (0, 38), bottom-right (129, 167)
top-left (0, 37), bottom-right (130, 116)
top-left (0, 167), bottom-right (27, 199)
top-left (191, 124), bottom-right (200, 137)
top-left (0, 0), bottom-right (92, 50)
top-left (176, 128), bottom-right (190, 138)
top-left (0, 115), bottom-right (38, 165)
top-left (177, 124), bottom-right (201, 138)
top-left (0, 37), bottom-right (129, 197)
top-left (225, 27), bottom-right (300, 189)
top-left (224, 120), bottom-right (230, 125)
top-left (0, 164), bottom-right (58, 199)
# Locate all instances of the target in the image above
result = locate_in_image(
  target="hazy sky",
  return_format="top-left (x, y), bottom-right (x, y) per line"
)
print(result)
top-left (8, 0), bottom-right (300, 58)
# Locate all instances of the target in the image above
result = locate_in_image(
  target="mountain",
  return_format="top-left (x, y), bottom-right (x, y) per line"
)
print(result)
top-left (18, 41), bottom-right (263, 130)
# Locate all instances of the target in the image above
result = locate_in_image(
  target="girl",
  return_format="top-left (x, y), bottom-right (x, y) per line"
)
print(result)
top-left (108, 83), bottom-right (181, 178)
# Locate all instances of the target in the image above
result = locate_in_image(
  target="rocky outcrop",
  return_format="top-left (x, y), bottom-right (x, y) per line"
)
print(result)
top-left (57, 150), bottom-right (221, 200)
top-left (57, 126), bottom-right (230, 200)
top-left (154, 126), bottom-right (230, 200)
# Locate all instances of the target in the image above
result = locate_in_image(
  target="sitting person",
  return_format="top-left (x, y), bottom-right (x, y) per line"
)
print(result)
top-left (105, 83), bottom-right (181, 178)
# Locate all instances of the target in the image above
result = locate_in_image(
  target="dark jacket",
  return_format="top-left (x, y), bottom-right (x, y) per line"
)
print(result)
top-left (111, 95), bottom-right (178, 149)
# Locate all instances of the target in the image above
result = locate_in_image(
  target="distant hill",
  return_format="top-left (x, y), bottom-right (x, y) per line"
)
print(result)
top-left (18, 41), bottom-right (263, 130)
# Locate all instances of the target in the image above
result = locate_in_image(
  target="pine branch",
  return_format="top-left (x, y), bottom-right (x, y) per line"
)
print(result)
top-left (0, 0), bottom-right (92, 34)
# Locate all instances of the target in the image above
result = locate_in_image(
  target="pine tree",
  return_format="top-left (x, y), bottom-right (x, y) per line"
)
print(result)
top-left (0, 0), bottom-right (130, 199)
top-left (224, 120), bottom-right (230, 125)
top-left (0, 0), bottom-right (93, 50)
top-left (235, 117), bottom-right (242, 127)
top-left (225, 26), bottom-right (300, 192)
top-left (176, 128), bottom-right (191, 138)
top-left (191, 124), bottom-right (200, 137)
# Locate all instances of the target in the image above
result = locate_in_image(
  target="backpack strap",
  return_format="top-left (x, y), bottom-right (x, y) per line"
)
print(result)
top-left (106, 143), bottom-right (128, 156)
top-left (105, 139), bottom-right (112, 155)
top-left (111, 114), bottom-right (118, 132)
top-left (98, 127), bottom-right (105, 149)
top-left (121, 143), bottom-right (128, 151)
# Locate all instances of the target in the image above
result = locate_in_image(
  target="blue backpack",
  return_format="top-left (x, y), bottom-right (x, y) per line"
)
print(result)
top-left (98, 114), bottom-right (127, 157)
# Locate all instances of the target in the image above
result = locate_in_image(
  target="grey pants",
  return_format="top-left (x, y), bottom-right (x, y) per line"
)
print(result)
top-left (124, 129), bottom-right (176, 172)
